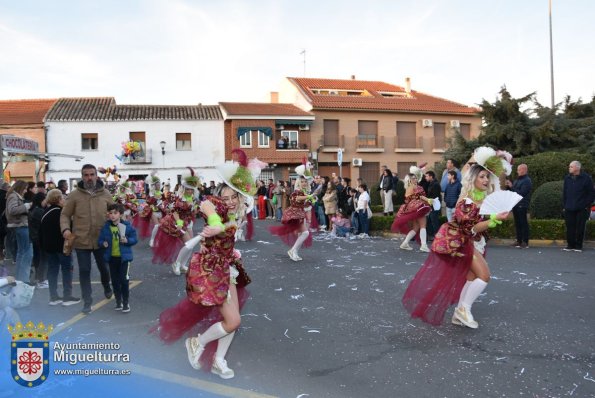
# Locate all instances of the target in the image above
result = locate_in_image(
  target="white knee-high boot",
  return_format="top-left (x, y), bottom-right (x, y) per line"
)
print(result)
top-left (215, 331), bottom-right (235, 360)
top-left (291, 230), bottom-right (309, 258)
top-left (186, 321), bottom-right (229, 371)
top-left (199, 321), bottom-right (229, 346)
top-left (149, 225), bottom-right (159, 247)
top-left (460, 278), bottom-right (488, 312)
top-left (419, 228), bottom-right (429, 251)
top-left (400, 230), bottom-right (416, 249)
top-left (403, 230), bottom-right (416, 244)
top-left (457, 280), bottom-right (472, 309)
top-left (212, 331), bottom-right (236, 378)
top-left (455, 278), bottom-right (488, 327)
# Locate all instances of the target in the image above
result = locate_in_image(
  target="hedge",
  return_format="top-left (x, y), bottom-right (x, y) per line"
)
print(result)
top-left (514, 151), bottom-right (594, 193)
top-left (530, 181), bottom-right (564, 219)
top-left (368, 215), bottom-right (595, 240)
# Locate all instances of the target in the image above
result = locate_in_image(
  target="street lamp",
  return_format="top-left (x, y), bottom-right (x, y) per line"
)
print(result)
top-left (159, 141), bottom-right (166, 168)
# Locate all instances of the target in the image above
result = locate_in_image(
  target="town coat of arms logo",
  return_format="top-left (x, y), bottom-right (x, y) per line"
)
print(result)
top-left (8, 321), bottom-right (53, 387)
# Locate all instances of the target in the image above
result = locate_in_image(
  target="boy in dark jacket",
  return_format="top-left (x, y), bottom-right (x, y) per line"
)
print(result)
top-left (98, 204), bottom-right (138, 312)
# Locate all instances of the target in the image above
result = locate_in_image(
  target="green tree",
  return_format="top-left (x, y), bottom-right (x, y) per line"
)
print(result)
top-left (477, 86), bottom-right (537, 156)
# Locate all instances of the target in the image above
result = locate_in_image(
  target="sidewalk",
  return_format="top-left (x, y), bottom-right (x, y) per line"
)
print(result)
top-left (372, 231), bottom-right (594, 249)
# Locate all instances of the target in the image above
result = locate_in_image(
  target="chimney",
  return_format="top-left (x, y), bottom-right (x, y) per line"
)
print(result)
top-left (351, 75), bottom-right (356, 80)
top-left (270, 91), bottom-right (279, 103)
top-left (405, 77), bottom-right (411, 94)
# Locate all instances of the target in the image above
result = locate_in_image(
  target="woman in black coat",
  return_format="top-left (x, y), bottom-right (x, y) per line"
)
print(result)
top-left (39, 189), bottom-right (80, 306)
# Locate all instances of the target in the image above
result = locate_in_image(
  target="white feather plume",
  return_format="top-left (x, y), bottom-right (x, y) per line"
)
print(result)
top-left (216, 161), bottom-right (239, 181)
top-left (409, 165), bottom-right (422, 179)
top-left (473, 146), bottom-right (496, 167)
top-left (502, 160), bottom-right (512, 176)
top-left (248, 157), bottom-right (268, 180)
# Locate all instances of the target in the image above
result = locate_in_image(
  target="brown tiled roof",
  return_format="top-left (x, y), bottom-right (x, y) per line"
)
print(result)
top-left (288, 77), bottom-right (479, 115)
top-left (0, 99), bottom-right (57, 125)
top-left (219, 102), bottom-right (313, 117)
top-left (45, 97), bottom-right (223, 121)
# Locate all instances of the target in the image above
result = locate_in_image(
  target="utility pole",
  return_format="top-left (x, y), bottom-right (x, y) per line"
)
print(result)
top-left (549, 0), bottom-right (555, 110)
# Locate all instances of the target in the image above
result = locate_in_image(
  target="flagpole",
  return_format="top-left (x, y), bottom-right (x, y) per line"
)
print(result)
top-left (549, 0), bottom-right (555, 109)
top-left (300, 49), bottom-right (306, 77)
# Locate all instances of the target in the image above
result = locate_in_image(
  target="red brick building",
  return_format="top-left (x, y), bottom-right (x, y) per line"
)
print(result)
top-left (219, 102), bottom-right (315, 181)
top-left (0, 99), bottom-right (57, 181)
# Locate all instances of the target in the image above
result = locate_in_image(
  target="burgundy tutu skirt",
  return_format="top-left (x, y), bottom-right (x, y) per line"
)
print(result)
top-left (150, 287), bottom-right (249, 371)
top-left (402, 241), bottom-right (473, 325)
top-left (133, 214), bottom-right (153, 239)
top-left (151, 230), bottom-right (183, 264)
top-left (308, 207), bottom-right (319, 229)
top-left (269, 220), bottom-right (313, 248)
top-left (391, 205), bottom-right (431, 234)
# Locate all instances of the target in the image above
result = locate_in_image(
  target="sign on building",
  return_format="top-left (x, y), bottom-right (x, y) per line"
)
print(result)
top-left (1, 135), bottom-right (39, 154)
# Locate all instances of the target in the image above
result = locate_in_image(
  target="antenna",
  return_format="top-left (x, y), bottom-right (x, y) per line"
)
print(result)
top-left (300, 49), bottom-right (306, 77)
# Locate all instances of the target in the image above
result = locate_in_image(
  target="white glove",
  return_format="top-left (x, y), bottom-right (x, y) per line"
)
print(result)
top-left (24, 202), bottom-right (32, 210)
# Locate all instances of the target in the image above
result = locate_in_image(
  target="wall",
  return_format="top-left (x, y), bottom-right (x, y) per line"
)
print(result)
top-left (308, 110), bottom-right (481, 179)
top-left (46, 119), bottom-right (224, 185)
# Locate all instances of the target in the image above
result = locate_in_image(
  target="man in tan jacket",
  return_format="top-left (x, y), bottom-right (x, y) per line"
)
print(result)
top-left (61, 164), bottom-right (113, 314)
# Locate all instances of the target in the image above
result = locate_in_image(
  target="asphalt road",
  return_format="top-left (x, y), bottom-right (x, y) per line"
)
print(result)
top-left (2, 220), bottom-right (594, 398)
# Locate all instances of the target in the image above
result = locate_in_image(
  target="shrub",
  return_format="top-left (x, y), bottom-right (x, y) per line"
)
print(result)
top-left (370, 183), bottom-right (381, 206)
top-left (393, 179), bottom-right (405, 206)
top-left (371, 205), bottom-right (384, 213)
top-left (369, 215), bottom-right (393, 231)
top-left (514, 151), bottom-right (594, 193)
top-left (530, 181), bottom-right (564, 219)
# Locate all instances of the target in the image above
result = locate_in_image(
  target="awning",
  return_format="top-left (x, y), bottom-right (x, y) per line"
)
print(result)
top-left (275, 119), bottom-right (313, 126)
top-left (2, 151), bottom-right (83, 161)
top-left (236, 127), bottom-right (273, 138)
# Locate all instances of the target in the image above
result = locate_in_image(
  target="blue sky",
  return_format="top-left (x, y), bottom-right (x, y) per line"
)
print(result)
top-left (1, 0), bottom-right (593, 108)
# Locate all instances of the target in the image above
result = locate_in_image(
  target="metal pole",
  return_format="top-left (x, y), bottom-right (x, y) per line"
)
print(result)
top-left (300, 49), bottom-right (306, 77)
top-left (549, 0), bottom-right (555, 109)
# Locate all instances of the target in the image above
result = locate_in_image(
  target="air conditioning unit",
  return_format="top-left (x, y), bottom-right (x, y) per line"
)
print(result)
top-left (352, 158), bottom-right (363, 167)
top-left (422, 119), bottom-right (433, 127)
top-left (450, 120), bottom-right (460, 128)
top-left (277, 125), bottom-right (285, 130)
top-left (299, 124), bottom-right (310, 131)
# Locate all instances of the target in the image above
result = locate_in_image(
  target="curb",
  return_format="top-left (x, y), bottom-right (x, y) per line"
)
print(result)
top-left (371, 231), bottom-right (594, 249)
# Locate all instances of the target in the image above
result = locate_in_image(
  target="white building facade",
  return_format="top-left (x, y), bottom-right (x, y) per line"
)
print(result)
top-left (44, 97), bottom-right (224, 191)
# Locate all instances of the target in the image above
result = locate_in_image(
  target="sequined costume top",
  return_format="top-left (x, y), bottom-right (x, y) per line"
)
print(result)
top-left (431, 199), bottom-right (487, 257)
top-left (158, 196), bottom-right (198, 238)
top-left (396, 185), bottom-right (429, 218)
top-left (186, 196), bottom-right (250, 306)
top-left (280, 191), bottom-right (308, 224)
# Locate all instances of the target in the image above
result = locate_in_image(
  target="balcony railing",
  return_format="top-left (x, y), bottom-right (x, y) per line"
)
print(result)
top-left (356, 134), bottom-right (384, 152)
top-left (123, 148), bottom-right (152, 164)
top-left (394, 136), bottom-right (424, 152)
top-left (275, 141), bottom-right (309, 150)
top-left (322, 134), bottom-right (344, 151)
